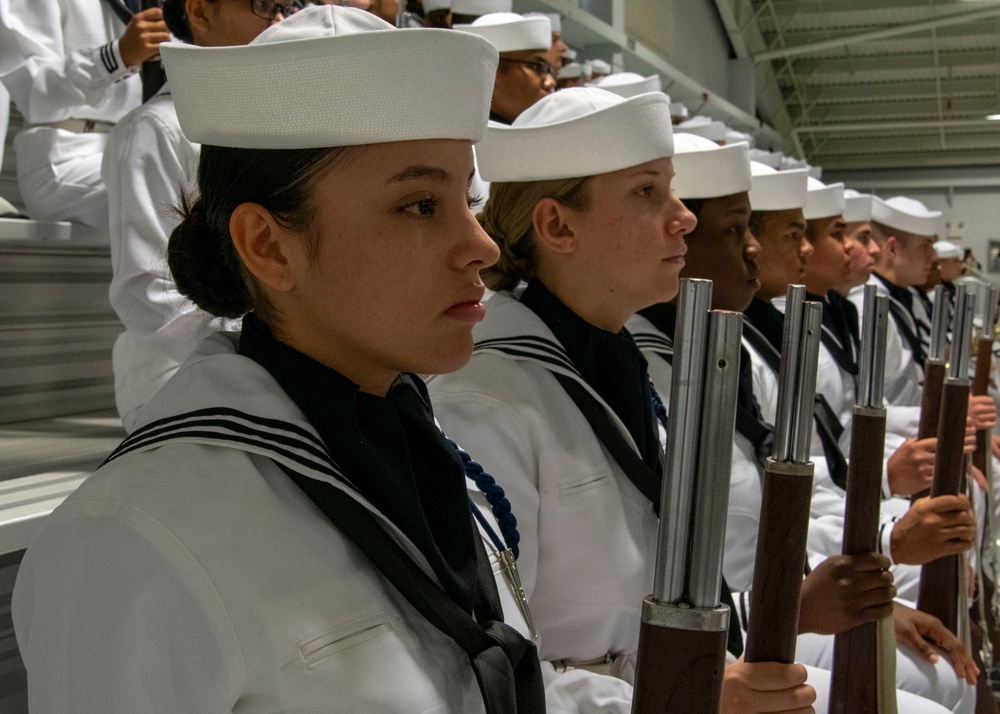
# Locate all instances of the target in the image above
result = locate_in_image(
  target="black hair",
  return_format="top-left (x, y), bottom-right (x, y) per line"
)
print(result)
top-left (451, 12), bottom-right (479, 24)
top-left (168, 145), bottom-right (348, 323)
top-left (162, 0), bottom-right (197, 43)
top-left (748, 210), bottom-right (768, 237)
top-left (680, 198), bottom-right (705, 220)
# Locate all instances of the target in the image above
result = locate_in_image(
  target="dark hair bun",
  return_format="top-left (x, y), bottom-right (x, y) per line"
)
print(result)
top-left (162, 0), bottom-right (193, 43)
top-left (168, 198), bottom-right (251, 318)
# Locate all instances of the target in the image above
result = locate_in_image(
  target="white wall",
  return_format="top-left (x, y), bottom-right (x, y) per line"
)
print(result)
top-left (668, 0), bottom-right (733, 99)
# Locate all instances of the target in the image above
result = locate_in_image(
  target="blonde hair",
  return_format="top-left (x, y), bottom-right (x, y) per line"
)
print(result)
top-left (478, 176), bottom-right (593, 292)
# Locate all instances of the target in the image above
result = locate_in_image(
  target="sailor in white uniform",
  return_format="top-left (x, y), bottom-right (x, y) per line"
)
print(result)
top-left (628, 135), bottom-right (972, 713)
top-left (454, 12), bottom-right (555, 125)
top-left (103, 0), bottom-right (285, 431)
top-left (14, 9), bottom-right (545, 712)
top-left (852, 196), bottom-right (941, 408)
top-left (431, 86), bottom-right (826, 713)
top-left (0, 0), bottom-right (168, 231)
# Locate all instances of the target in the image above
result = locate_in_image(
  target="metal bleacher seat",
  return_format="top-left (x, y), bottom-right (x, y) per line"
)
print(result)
top-left (0, 101), bottom-right (125, 712)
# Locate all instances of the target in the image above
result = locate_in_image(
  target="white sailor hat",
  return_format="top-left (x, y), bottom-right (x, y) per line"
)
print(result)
top-left (525, 12), bottom-right (560, 33)
top-left (588, 59), bottom-right (612, 75)
top-left (749, 148), bottom-right (782, 169)
top-left (872, 196), bottom-right (942, 237)
top-left (676, 116), bottom-right (729, 143)
top-left (454, 12), bottom-right (551, 53)
top-left (934, 240), bottom-right (962, 260)
top-left (452, 0), bottom-right (511, 15)
top-left (803, 177), bottom-right (845, 220)
top-left (160, 6), bottom-right (498, 149)
top-left (558, 62), bottom-right (583, 80)
top-left (724, 129), bottom-right (754, 148)
top-left (592, 72), bottom-right (663, 99)
top-left (669, 102), bottom-right (689, 120)
top-left (475, 87), bottom-right (674, 182)
top-left (749, 161), bottom-right (808, 212)
top-left (843, 189), bottom-right (874, 223)
top-left (672, 133), bottom-right (752, 200)
top-left (564, 47), bottom-right (577, 60)
top-left (780, 156), bottom-right (808, 171)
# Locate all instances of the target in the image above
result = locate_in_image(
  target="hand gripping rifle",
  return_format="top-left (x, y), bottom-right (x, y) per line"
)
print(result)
top-left (743, 286), bottom-right (822, 665)
top-left (917, 286), bottom-right (976, 636)
top-left (631, 279), bottom-right (743, 713)
top-left (829, 285), bottom-right (896, 714)
top-left (141, 0), bottom-right (166, 102)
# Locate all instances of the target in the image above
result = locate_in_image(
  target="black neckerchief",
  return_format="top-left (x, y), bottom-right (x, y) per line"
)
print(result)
top-left (873, 272), bottom-right (927, 367)
top-left (238, 313), bottom-right (479, 612)
top-left (521, 279), bottom-right (661, 472)
top-left (807, 291), bottom-right (857, 376)
top-left (743, 298), bottom-right (785, 353)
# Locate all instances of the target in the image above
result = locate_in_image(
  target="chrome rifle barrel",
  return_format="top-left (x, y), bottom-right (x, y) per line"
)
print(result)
top-left (653, 278), bottom-right (712, 603)
top-left (687, 310), bottom-right (743, 608)
top-left (772, 285), bottom-right (806, 462)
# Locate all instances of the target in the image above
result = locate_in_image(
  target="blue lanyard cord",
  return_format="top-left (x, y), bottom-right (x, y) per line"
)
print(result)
top-left (469, 498), bottom-right (507, 554)
top-left (649, 380), bottom-right (668, 430)
top-left (447, 438), bottom-right (521, 560)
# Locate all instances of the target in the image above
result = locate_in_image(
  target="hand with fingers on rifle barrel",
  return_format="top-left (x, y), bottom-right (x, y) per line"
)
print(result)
top-left (119, 7), bottom-right (170, 68)
top-left (721, 660), bottom-right (817, 714)
top-left (891, 494), bottom-right (977, 566)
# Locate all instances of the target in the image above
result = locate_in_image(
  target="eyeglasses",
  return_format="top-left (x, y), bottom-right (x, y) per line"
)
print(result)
top-left (250, 0), bottom-right (307, 20)
top-left (499, 57), bottom-right (556, 78)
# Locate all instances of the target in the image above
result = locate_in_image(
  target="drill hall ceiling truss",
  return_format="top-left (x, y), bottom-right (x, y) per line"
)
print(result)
top-left (713, 0), bottom-right (1000, 170)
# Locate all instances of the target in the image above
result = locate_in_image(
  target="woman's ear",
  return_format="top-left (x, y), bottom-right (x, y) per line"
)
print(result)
top-left (532, 197), bottom-right (578, 256)
top-left (185, 0), bottom-right (211, 42)
top-left (229, 203), bottom-right (299, 293)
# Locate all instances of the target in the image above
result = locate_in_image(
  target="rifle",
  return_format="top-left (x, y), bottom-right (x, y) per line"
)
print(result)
top-left (141, 0), bottom-right (166, 103)
top-left (631, 279), bottom-right (743, 713)
top-left (744, 286), bottom-right (822, 664)
top-left (829, 285), bottom-right (896, 714)
top-left (918, 285), bottom-right (950, 441)
top-left (916, 286), bottom-right (976, 635)
top-left (972, 287), bottom-right (997, 474)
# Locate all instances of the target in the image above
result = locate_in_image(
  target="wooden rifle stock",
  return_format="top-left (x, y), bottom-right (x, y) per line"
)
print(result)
top-left (744, 288), bottom-right (822, 665)
top-left (916, 379), bottom-right (972, 633)
top-left (918, 360), bottom-right (947, 440)
top-left (972, 336), bottom-right (992, 474)
top-left (631, 280), bottom-right (742, 714)
top-left (744, 458), bottom-right (813, 663)
top-left (917, 287), bottom-right (976, 635)
top-left (829, 409), bottom-right (888, 713)
top-left (830, 287), bottom-right (892, 714)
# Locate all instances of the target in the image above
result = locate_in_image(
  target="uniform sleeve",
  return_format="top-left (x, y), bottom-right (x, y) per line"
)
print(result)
top-left (12, 498), bottom-right (245, 711)
top-left (103, 105), bottom-right (235, 363)
top-left (0, 1), bottom-right (135, 123)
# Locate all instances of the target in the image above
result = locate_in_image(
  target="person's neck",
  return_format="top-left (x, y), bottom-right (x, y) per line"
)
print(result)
top-left (875, 262), bottom-right (904, 287)
top-left (534, 270), bottom-right (630, 334)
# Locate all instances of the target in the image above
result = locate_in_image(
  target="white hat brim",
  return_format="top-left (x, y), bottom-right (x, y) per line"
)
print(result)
top-left (454, 15), bottom-right (551, 52)
top-left (160, 29), bottom-right (498, 149)
top-left (476, 92), bottom-right (674, 182)
top-left (804, 181), bottom-right (846, 220)
top-left (672, 141), bottom-right (752, 199)
top-left (749, 166), bottom-right (808, 211)
top-left (872, 198), bottom-right (942, 236)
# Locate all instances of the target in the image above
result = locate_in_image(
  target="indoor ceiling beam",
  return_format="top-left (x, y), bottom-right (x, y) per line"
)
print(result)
top-left (753, 4), bottom-right (1000, 63)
